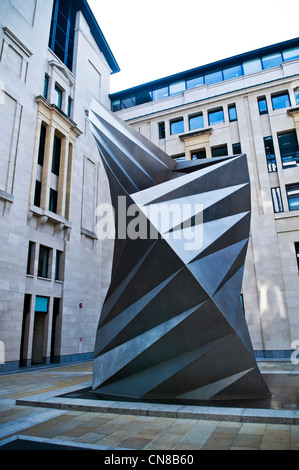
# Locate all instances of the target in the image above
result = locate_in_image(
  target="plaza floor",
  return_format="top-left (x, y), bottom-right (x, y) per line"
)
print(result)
top-left (0, 360), bottom-right (299, 451)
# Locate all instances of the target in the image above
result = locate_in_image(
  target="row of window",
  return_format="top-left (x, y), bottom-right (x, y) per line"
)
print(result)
top-left (159, 104), bottom-right (237, 138)
top-left (43, 75), bottom-right (72, 118)
top-left (111, 46), bottom-right (299, 111)
top-left (258, 90), bottom-right (299, 114)
top-left (264, 131), bottom-right (299, 172)
top-left (271, 184), bottom-right (299, 213)
top-left (27, 242), bottom-right (64, 281)
top-left (49, 0), bottom-right (75, 71)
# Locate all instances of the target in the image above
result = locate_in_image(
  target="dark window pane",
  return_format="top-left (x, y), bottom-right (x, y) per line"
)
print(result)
top-left (49, 188), bottom-right (58, 213)
top-left (38, 125), bottom-right (46, 166)
top-left (286, 184), bottom-right (299, 211)
top-left (278, 131), bottom-right (299, 168)
top-left (264, 136), bottom-right (277, 172)
top-left (158, 122), bottom-right (165, 139)
top-left (272, 92), bottom-right (290, 110)
top-left (121, 96), bottom-right (136, 109)
top-left (34, 180), bottom-right (41, 207)
top-left (208, 108), bottom-right (224, 125)
top-left (189, 113), bottom-right (204, 130)
top-left (43, 75), bottom-right (48, 99)
top-left (170, 119), bottom-right (184, 135)
top-left (295, 242), bottom-right (299, 271)
top-left (111, 100), bottom-right (121, 112)
top-left (136, 90), bottom-right (152, 105)
top-left (192, 149), bottom-right (206, 159)
top-left (52, 135), bottom-right (61, 175)
top-left (232, 143), bottom-right (242, 155)
top-left (38, 245), bottom-right (49, 278)
top-left (212, 145), bottom-right (228, 157)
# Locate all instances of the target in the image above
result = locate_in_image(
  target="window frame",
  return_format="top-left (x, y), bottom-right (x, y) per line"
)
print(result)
top-left (170, 118), bottom-right (184, 135)
top-left (208, 107), bottom-right (225, 126)
top-left (271, 91), bottom-right (291, 110)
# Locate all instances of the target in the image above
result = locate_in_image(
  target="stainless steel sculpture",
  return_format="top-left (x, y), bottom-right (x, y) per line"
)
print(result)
top-left (89, 100), bottom-right (270, 402)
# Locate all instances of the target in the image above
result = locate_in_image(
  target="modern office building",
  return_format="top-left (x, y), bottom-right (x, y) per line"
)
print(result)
top-left (110, 38), bottom-right (299, 359)
top-left (0, 0), bottom-right (119, 371)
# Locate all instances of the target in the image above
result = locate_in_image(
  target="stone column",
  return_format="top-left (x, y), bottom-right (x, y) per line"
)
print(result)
top-left (29, 118), bottom-right (42, 205)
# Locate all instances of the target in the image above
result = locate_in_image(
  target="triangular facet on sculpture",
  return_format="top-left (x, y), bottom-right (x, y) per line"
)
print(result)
top-left (89, 99), bottom-right (271, 402)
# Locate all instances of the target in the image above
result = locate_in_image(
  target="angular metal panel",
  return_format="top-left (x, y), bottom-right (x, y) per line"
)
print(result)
top-left (89, 100), bottom-right (271, 402)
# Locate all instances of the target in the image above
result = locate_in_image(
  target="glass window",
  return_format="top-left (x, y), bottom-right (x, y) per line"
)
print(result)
top-left (204, 70), bottom-right (223, 85)
top-left (295, 90), bottom-right (299, 105)
top-left (67, 97), bottom-right (72, 117)
top-left (278, 131), bottom-right (299, 168)
top-left (43, 75), bottom-right (48, 99)
top-left (49, 0), bottom-right (76, 71)
top-left (262, 52), bottom-right (282, 69)
top-left (54, 85), bottom-right (62, 109)
top-left (158, 122), bottom-right (165, 139)
top-left (228, 104), bottom-right (237, 121)
top-left (223, 65), bottom-right (243, 80)
top-left (52, 135), bottom-right (61, 175)
top-left (26, 241), bottom-right (35, 275)
top-left (121, 96), bottom-right (136, 109)
top-left (38, 125), bottom-right (46, 166)
top-left (136, 90), bottom-right (152, 105)
top-left (35, 296), bottom-right (49, 313)
top-left (243, 58), bottom-right (262, 75)
top-left (49, 188), bottom-right (58, 213)
top-left (286, 183), bottom-right (299, 211)
top-left (295, 242), bottom-right (299, 271)
top-left (264, 136), bottom-right (277, 172)
top-left (192, 149), bottom-right (206, 159)
top-left (283, 47), bottom-right (299, 62)
top-left (208, 108), bottom-right (224, 126)
top-left (232, 143), bottom-right (242, 155)
top-left (189, 113), bottom-right (204, 131)
top-left (186, 76), bottom-right (204, 89)
top-left (258, 97), bottom-right (268, 115)
top-left (34, 180), bottom-right (41, 207)
top-left (111, 99), bottom-right (121, 112)
top-left (153, 87), bottom-right (169, 101)
top-left (271, 187), bottom-right (284, 213)
top-left (211, 145), bottom-right (228, 157)
top-left (55, 250), bottom-right (63, 281)
top-left (272, 92), bottom-right (290, 110)
top-left (170, 118), bottom-right (184, 135)
top-left (38, 245), bottom-right (50, 278)
top-left (169, 81), bottom-right (185, 95)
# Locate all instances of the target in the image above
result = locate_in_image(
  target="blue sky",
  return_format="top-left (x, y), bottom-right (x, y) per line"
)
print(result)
top-left (88, 0), bottom-right (299, 93)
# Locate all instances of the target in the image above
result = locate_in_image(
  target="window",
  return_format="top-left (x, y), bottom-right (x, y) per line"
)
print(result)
top-left (67, 97), bottom-right (72, 117)
top-left (38, 245), bottom-right (50, 278)
top-left (153, 86), bottom-right (168, 101)
top-left (228, 104), bottom-right (237, 122)
top-left (271, 92), bottom-right (290, 110)
top-left (54, 85), bottom-right (62, 109)
top-left (295, 90), bottom-right (299, 105)
top-left (172, 154), bottom-right (186, 162)
top-left (52, 135), bottom-right (61, 175)
top-left (192, 149), bottom-right (206, 159)
top-left (223, 65), bottom-right (243, 80)
top-left (232, 143), bottom-right (242, 155)
top-left (55, 250), bottom-right (63, 281)
top-left (136, 90), bottom-right (152, 105)
top-left (243, 58), bottom-right (262, 75)
top-left (49, 188), bottom-right (58, 213)
top-left (121, 96), bottom-right (136, 109)
top-left (49, 0), bottom-right (76, 71)
top-left (286, 184), bottom-right (299, 211)
top-left (278, 131), bottom-right (299, 168)
top-left (34, 180), bottom-right (41, 207)
top-left (186, 76), bottom-right (204, 89)
top-left (295, 243), bottom-right (299, 271)
top-left (169, 81), bottom-right (185, 95)
top-left (204, 70), bottom-right (223, 85)
top-left (208, 108), bottom-right (224, 126)
top-left (38, 125), bottom-right (46, 166)
top-left (189, 113), bottom-right (204, 131)
top-left (262, 52), bottom-right (282, 69)
top-left (212, 145), bottom-right (228, 158)
top-left (43, 75), bottom-right (49, 99)
top-left (258, 97), bottom-right (268, 115)
top-left (35, 296), bottom-right (49, 313)
top-left (271, 187), bottom-right (284, 213)
top-left (158, 122), bottom-right (165, 139)
top-left (170, 118), bottom-right (184, 135)
top-left (264, 136), bottom-right (277, 172)
top-left (283, 47), bottom-right (299, 62)
top-left (26, 241), bottom-right (35, 275)
top-left (111, 99), bottom-right (121, 112)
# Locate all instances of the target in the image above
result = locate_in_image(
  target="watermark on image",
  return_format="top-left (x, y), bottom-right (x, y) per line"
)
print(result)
top-left (290, 340), bottom-right (299, 365)
top-left (0, 341), bottom-right (5, 364)
top-left (96, 196), bottom-right (204, 251)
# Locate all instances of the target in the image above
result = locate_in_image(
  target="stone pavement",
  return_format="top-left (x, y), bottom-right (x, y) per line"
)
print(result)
top-left (0, 360), bottom-right (299, 451)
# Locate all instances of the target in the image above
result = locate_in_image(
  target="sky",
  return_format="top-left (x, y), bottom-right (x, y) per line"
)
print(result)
top-left (87, 0), bottom-right (299, 94)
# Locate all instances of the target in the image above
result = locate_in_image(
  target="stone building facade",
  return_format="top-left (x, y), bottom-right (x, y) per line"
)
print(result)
top-left (110, 38), bottom-right (299, 359)
top-left (0, 0), bottom-right (119, 371)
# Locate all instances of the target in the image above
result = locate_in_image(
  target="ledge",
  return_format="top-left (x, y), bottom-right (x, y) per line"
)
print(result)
top-left (81, 227), bottom-right (98, 240)
top-left (35, 96), bottom-right (82, 137)
top-left (179, 127), bottom-right (213, 141)
top-left (29, 205), bottom-right (72, 229)
top-left (288, 106), bottom-right (299, 116)
top-left (0, 190), bottom-right (14, 203)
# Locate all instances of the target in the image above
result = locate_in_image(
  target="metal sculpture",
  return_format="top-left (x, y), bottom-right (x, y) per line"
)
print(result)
top-left (89, 100), bottom-right (270, 402)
